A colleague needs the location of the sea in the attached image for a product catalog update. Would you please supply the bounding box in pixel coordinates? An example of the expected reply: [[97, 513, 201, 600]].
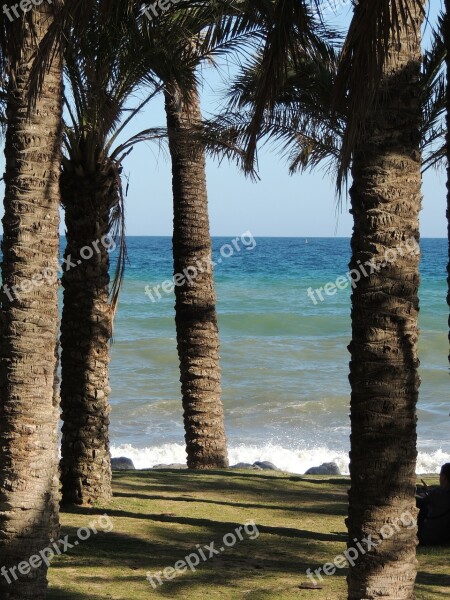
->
[[107, 236, 449, 475]]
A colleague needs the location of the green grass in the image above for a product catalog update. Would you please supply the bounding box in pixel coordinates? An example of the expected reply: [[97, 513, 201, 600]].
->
[[47, 471, 449, 599]]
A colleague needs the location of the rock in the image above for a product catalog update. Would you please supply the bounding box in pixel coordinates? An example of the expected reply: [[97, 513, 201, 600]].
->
[[152, 463, 187, 470], [111, 457, 135, 470], [305, 462, 340, 475], [253, 461, 279, 471], [299, 582, 323, 590], [230, 462, 263, 470]]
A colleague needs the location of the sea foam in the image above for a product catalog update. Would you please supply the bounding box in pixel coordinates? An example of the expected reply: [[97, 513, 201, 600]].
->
[[111, 443, 450, 475]]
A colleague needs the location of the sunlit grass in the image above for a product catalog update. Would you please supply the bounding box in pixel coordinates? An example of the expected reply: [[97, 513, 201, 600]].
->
[[47, 471, 447, 599]]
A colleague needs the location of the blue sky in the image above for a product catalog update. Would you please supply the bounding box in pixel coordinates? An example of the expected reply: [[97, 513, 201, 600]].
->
[[116, 0, 446, 237], [0, 1, 445, 238]]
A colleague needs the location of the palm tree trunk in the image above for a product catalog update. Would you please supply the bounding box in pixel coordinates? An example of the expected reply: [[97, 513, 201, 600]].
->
[[59, 163, 117, 505], [445, 0, 450, 366], [347, 5, 424, 599], [164, 80, 228, 469], [0, 4, 62, 598]]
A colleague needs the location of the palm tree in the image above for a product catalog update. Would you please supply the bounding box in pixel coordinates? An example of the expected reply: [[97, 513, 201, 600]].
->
[[58, 0, 249, 496], [58, 1, 169, 505], [221, 0, 427, 596], [134, 2, 254, 470], [157, 7, 236, 468], [0, 1, 63, 597], [334, 1, 425, 597], [157, 0, 327, 468], [164, 75, 229, 468]]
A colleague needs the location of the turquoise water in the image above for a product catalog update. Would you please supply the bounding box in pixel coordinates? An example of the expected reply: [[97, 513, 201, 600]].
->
[[109, 237, 449, 473]]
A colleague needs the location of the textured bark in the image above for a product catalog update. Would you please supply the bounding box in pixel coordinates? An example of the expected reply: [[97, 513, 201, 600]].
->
[[445, 0, 450, 366], [164, 81, 228, 469], [59, 164, 116, 505], [347, 5, 424, 599], [0, 4, 62, 599]]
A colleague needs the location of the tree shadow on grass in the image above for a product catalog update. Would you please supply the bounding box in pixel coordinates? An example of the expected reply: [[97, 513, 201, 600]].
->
[[62, 506, 347, 542], [416, 571, 450, 587], [48, 519, 340, 598], [112, 491, 348, 517], [112, 471, 348, 513], [62, 505, 346, 543], [48, 588, 107, 600], [51, 472, 445, 599]]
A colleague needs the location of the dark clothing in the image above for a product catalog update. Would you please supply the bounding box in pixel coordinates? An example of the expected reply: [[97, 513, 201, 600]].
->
[[417, 488, 450, 545]]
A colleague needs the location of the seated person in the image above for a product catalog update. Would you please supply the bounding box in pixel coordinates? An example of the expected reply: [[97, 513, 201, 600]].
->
[[417, 463, 450, 546]]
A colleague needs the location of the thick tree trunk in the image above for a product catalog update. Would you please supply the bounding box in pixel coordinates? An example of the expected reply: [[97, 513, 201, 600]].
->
[[347, 4, 424, 599], [0, 5, 63, 599], [445, 0, 450, 366], [164, 81, 228, 469], [59, 164, 117, 505]]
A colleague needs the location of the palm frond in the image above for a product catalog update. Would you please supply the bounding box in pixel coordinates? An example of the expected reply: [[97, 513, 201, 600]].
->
[[220, 38, 345, 176], [420, 12, 446, 172]]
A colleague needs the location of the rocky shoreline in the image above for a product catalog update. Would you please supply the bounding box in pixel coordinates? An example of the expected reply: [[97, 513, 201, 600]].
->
[[111, 456, 342, 475]]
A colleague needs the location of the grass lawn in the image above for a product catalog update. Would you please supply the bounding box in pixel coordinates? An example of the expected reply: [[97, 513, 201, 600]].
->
[[47, 470, 449, 599]]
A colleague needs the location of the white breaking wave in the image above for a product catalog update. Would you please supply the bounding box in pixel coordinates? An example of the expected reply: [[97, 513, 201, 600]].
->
[[111, 443, 450, 475]]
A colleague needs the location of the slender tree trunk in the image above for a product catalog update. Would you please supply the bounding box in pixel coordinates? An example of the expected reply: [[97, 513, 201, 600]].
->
[[0, 5, 63, 598], [59, 162, 117, 505], [445, 0, 450, 366], [164, 80, 228, 469], [347, 4, 424, 599]]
